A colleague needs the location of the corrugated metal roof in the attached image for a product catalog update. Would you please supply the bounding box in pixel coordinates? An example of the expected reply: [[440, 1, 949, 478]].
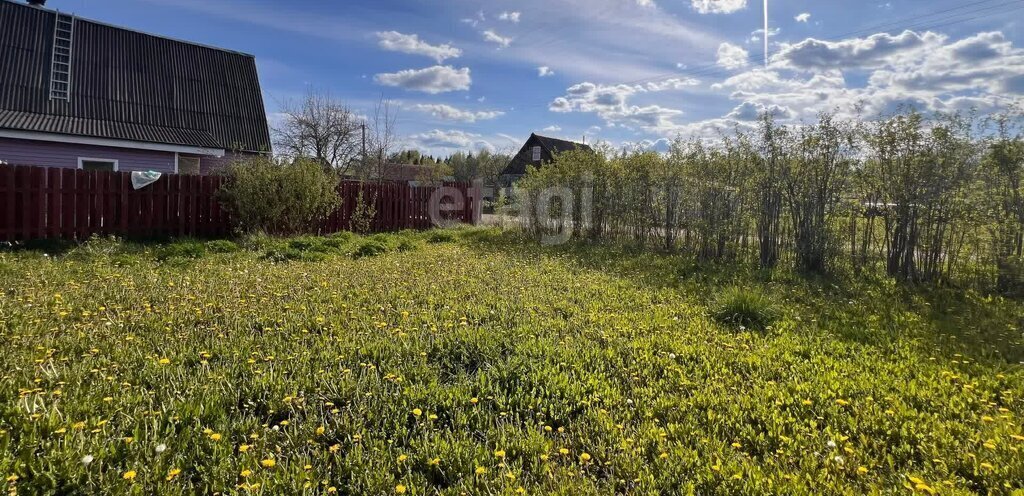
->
[[501, 133, 593, 176], [0, 0, 271, 152]]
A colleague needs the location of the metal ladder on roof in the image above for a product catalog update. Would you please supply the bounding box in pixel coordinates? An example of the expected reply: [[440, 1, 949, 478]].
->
[[49, 12, 74, 101]]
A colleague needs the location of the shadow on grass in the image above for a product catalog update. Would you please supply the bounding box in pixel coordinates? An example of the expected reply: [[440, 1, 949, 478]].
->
[[456, 227, 1024, 365]]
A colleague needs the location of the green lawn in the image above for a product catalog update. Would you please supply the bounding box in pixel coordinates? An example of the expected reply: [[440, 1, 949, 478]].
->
[[0, 229, 1022, 494]]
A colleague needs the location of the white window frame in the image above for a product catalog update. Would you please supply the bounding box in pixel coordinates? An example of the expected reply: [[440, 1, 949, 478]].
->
[[77, 157, 119, 172], [532, 145, 542, 162], [174, 152, 201, 175]]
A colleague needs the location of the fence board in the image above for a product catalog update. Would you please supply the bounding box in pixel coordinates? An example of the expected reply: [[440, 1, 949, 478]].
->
[[0, 165, 479, 241]]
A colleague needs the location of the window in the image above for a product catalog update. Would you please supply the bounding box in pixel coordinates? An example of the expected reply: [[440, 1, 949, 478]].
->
[[177, 155, 201, 175], [532, 146, 542, 162], [78, 158, 118, 172]]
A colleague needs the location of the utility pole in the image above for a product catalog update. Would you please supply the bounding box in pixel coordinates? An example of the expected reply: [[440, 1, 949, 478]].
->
[[361, 123, 367, 161]]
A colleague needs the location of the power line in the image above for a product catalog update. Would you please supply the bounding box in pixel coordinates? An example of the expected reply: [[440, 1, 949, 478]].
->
[[494, 0, 1023, 111]]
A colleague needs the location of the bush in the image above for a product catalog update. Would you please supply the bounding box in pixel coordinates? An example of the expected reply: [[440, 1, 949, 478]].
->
[[711, 287, 778, 331], [155, 240, 206, 261], [427, 230, 456, 243], [206, 240, 240, 253], [354, 240, 389, 258], [396, 238, 421, 252], [218, 156, 339, 235], [263, 247, 326, 263]]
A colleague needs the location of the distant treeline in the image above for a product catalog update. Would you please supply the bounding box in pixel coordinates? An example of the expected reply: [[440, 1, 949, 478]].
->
[[513, 108, 1024, 294]]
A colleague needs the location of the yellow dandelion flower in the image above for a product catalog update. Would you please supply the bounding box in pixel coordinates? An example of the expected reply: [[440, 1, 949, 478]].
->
[[395, 484, 407, 494], [166, 468, 181, 481], [260, 458, 276, 468], [494, 449, 505, 458], [316, 426, 325, 436], [475, 466, 487, 475], [580, 452, 592, 463], [210, 433, 222, 441], [412, 408, 422, 417], [240, 469, 252, 478], [122, 470, 137, 481], [857, 466, 868, 475], [397, 454, 409, 462]]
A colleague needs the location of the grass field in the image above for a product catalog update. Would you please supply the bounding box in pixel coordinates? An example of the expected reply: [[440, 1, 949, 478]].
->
[[1, 228, 1023, 495]]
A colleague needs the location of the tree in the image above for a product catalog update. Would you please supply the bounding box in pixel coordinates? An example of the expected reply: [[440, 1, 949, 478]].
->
[[273, 88, 360, 174]]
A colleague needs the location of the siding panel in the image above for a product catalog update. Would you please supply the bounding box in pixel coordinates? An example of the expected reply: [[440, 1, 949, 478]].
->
[[0, 137, 175, 173]]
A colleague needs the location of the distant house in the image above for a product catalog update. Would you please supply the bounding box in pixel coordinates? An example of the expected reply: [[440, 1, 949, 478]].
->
[[0, 0, 270, 175], [500, 133, 593, 185]]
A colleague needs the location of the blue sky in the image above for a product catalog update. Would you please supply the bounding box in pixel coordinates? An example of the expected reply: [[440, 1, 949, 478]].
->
[[58, 0, 1024, 155]]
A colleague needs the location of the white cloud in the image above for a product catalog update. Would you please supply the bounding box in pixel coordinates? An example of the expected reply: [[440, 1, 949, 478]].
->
[[795, 12, 811, 23], [538, 66, 556, 77], [635, 0, 656, 7], [409, 103, 504, 122], [407, 129, 495, 151], [548, 78, 697, 135], [774, 30, 944, 71], [374, 66, 472, 94], [375, 31, 461, 63], [543, 125, 562, 132], [717, 42, 749, 69], [498, 11, 521, 22], [726, 101, 793, 121], [748, 27, 780, 43], [482, 30, 513, 48], [691, 0, 746, 14]]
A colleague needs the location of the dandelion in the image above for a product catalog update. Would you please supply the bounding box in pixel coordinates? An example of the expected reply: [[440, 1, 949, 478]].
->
[[475, 466, 487, 475], [494, 449, 505, 458], [397, 454, 408, 463], [210, 433, 222, 442], [239, 444, 250, 453], [241, 469, 252, 477], [81, 455, 94, 466], [470, 397, 479, 405], [122, 470, 137, 481], [579, 452, 592, 463], [395, 484, 407, 494], [316, 426, 325, 436], [558, 448, 569, 456], [857, 466, 869, 475], [412, 408, 422, 417], [166, 468, 181, 481], [156, 444, 167, 454], [260, 458, 276, 468]]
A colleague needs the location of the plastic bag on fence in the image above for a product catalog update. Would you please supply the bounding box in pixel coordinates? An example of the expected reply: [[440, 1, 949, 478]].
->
[[131, 171, 162, 190]]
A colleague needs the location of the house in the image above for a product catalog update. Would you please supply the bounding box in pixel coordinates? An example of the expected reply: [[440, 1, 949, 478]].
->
[[500, 133, 593, 185], [0, 0, 270, 175]]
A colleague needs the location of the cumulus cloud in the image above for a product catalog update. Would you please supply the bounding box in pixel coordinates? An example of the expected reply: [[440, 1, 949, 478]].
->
[[726, 101, 794, 121], [407, 129, 495, 151], [774, 30, 944, 71], [375, 31, 461, 63], [635, 0, 656, 7], [691, 0, 746, 14], [543, 125, 562, 132], [538, 66, 555, 77], [482, 30, 513, 48], [795, 12, 811, 23], [409, 103, 504, 122], [374, 66, 472, 94], [498, 11, 521, 22], [548, 78, 697, 134], [717, 42, 749, 69]]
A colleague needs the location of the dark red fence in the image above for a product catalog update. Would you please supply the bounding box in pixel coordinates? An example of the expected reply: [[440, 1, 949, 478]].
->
[[0, 165, 479, 242]]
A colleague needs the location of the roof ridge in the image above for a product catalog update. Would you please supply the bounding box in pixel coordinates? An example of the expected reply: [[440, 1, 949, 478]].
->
[[0, 0, 256, 58]]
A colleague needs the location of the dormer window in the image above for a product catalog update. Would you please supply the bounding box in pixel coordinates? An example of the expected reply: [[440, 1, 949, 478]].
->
[[532, 146, 541, 162]]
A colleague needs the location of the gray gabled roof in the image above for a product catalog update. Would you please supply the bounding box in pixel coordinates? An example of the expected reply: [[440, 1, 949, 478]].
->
[[501, 133, 593, 176], [0, 0, 271, 152]]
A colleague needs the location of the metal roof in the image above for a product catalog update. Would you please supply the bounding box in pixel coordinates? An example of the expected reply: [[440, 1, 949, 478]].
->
[[501, 133, 594, 176], [0, 0, 271, 152]]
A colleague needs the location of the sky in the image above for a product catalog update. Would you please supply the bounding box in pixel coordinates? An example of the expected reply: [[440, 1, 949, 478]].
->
[[50, 0, 1024, 156]]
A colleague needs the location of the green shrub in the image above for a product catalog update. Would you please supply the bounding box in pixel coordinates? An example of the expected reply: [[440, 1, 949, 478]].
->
[[396, 238, 421, 252], [218, 156, 339, 235], [427, 230, 456, 243], [354, 240, 389, 258], [711, 286, 778, 331], [263, 247, 326, 263], [155, 240, 206, 261], [206, 240, 240, 253]]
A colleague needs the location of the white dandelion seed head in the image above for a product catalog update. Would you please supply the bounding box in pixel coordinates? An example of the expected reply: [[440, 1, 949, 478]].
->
[[156, 443, 167, 453], [81, 455, 94, 465]]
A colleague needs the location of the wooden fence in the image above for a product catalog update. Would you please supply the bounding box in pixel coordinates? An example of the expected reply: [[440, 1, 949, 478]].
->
[[0, 165, 479, 242]]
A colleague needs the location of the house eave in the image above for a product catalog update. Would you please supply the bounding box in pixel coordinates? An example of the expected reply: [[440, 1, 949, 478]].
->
[[0, 129, 226, 157]]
